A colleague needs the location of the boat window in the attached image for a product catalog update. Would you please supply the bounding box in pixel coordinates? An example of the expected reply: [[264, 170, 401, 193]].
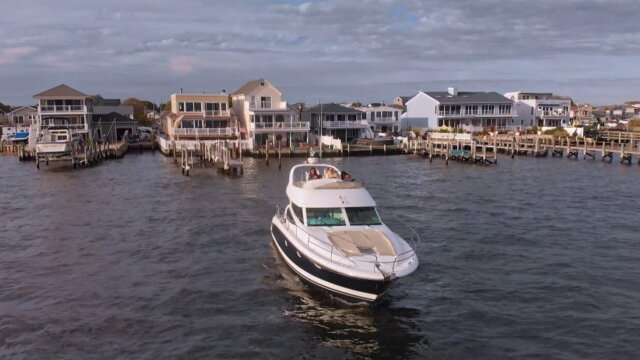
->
[[292, 203, 304, 223], [345, 207, 381, 226], [306, 208, 346, 226]]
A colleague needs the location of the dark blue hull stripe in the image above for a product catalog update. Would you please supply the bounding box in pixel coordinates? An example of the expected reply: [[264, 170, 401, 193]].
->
[[271, 224, 391, 298]]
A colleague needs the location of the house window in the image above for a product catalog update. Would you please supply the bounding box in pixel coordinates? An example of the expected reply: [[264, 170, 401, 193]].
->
[[15, 115, 24, 123], [337, 115, 345, 121], [179, 102, 185, 112], [482, 105, 495, 114], [193, 120, 203, 128], [194, 102, 202, 112], [250, 96, 256, 108], [186, 102, 194, 112], [260, 96, 271, 109], [181, 120, 194, 128], [347, 114, 357, 121]]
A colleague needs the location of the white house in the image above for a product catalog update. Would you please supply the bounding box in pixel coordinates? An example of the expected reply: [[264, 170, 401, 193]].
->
[[6, 106, 37, 125], [504, 92, 572, 128], [356, 104, 403, 134], [231, 78, 309, 148], [34, 84, 93, 133], [404, 87, 516, 132]]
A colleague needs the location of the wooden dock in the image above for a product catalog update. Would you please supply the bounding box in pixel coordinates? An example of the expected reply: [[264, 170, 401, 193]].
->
[[172, 140, 244, 176], [407, 133, 640, 166]]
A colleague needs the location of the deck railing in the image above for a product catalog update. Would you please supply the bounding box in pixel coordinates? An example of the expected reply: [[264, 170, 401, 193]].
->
[[275, 206, 418, 274]]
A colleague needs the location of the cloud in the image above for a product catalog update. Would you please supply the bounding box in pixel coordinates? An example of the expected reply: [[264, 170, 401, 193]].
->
[[0, 46, 36, 65], [169, 56, 196, 75], [0, 0, 638, 105]]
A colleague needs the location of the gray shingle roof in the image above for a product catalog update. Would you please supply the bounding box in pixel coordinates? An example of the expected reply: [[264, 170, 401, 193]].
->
[[92, 112, 136, 124], [399, 96, 412, 104], [425, 91, 512, 105], [33, 84, 88, 98], [305, 103, 364, 114]]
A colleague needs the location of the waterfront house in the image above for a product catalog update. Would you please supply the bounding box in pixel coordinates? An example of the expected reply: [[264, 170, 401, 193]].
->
[[162, 92, 237, 143], [231, 79, 309, 148], [575, 104, 596, 125], [404, 87, 515, 132], [6, 106, 37, 125], [504, 92, 572, 129], [34, 84, 93, 133], [303, 103, 371, 142], [356, 104, 402, 134]]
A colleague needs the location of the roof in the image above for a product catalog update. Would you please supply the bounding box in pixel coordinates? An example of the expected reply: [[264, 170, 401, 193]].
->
[[93, 98, 121, 106], [232, 78, 276, 95], [305, 103, 364, 114], [33, 84, 88, 98], [424, 91, 513, 105], [93, 105, 134, 116], [92, 112, 136, 124], [8, 106, 37, 114], [398, 96, 412, 104]]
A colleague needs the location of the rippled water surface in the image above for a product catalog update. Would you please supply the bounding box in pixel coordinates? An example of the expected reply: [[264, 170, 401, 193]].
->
[[1, 152, 639, 359]]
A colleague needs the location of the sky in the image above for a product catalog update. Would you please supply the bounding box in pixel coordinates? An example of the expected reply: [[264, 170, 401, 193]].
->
[[1, 0, 639, 106]]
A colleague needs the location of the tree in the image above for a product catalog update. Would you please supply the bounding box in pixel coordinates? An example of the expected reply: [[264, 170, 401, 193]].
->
[[123, 97, 154, 126], [0, 102, 11, 113]]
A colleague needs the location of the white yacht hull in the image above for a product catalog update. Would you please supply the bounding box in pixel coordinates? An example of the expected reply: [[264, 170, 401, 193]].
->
[[36, 142, 72, 156], [271, 219, 392, 302]]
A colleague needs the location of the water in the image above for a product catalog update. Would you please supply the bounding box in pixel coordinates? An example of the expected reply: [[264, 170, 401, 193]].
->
[[1, 152, 639, 359]]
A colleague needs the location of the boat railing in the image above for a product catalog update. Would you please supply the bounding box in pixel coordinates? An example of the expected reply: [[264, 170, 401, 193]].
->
[[276, 206, 418, 274]]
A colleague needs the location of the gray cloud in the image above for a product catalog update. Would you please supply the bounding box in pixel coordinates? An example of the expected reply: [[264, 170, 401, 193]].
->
[[0, 0, 638, 105]]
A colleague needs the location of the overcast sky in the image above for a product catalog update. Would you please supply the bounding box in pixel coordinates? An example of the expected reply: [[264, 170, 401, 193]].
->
[[1, 0, 638, 106]]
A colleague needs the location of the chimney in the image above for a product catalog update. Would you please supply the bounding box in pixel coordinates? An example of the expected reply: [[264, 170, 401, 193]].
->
[[448, 86, 457, 96], [180, 88, 183, 94]]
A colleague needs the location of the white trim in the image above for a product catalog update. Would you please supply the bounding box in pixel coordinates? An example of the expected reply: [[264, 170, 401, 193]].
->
[[272, 231, 380, 302]]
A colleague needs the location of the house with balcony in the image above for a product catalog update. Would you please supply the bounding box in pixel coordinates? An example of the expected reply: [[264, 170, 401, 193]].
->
[[33, 84, 93, 133], [505, 92, 572, 129], [162, 92, 237, 144], [356, 104, 402, 134], [303, 103, 372, 142], [7, 106, 37, 125], [231, 78, 309, 148], [404, 87, 516, 132]]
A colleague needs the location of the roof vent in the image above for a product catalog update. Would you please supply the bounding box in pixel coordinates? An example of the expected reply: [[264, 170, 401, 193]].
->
[[448, 86, 458, 96]]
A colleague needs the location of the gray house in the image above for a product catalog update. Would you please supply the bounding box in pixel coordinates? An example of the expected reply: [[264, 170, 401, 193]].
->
[[92, 112, 137, 142], [303, 103, 371, 142]]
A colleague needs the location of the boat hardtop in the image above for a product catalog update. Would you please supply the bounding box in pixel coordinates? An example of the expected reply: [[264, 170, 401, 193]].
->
[[286, 164, 375, 208]]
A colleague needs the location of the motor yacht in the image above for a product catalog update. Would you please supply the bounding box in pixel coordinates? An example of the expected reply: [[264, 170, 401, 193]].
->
[[271, 164, 419, 302]]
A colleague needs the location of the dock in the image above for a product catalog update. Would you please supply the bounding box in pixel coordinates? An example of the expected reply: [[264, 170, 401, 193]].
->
[[406, 132, 640, 166], [169, 140, 244, 176]]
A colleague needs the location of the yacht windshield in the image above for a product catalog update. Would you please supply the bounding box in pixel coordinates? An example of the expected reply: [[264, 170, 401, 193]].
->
[[345, 207, 381, 225], [306, 208, 346, 226]]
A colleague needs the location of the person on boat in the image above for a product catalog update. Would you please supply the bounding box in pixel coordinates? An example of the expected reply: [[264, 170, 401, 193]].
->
[[309, 167, 322, 180], [340, 170, 353, 181], [326, 167, 339, 179]]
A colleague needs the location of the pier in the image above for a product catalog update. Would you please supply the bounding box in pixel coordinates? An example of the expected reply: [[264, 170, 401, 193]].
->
[[168, 140, 244, 176], [406, 132, 640, 166]]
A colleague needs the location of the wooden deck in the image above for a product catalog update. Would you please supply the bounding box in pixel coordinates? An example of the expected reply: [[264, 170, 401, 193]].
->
[[407, 133, 640, 166]]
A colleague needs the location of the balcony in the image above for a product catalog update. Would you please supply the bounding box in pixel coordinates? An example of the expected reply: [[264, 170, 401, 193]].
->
[[370, 117, 398, 124], [39, 105, 88, 113], [251, 121, 310, 132], [322, 119, 370, 128], [539, 111, 569, 118], [172, 128, 237, 137], [204, 110, 231, 117], [437, 111, 516, 118]]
